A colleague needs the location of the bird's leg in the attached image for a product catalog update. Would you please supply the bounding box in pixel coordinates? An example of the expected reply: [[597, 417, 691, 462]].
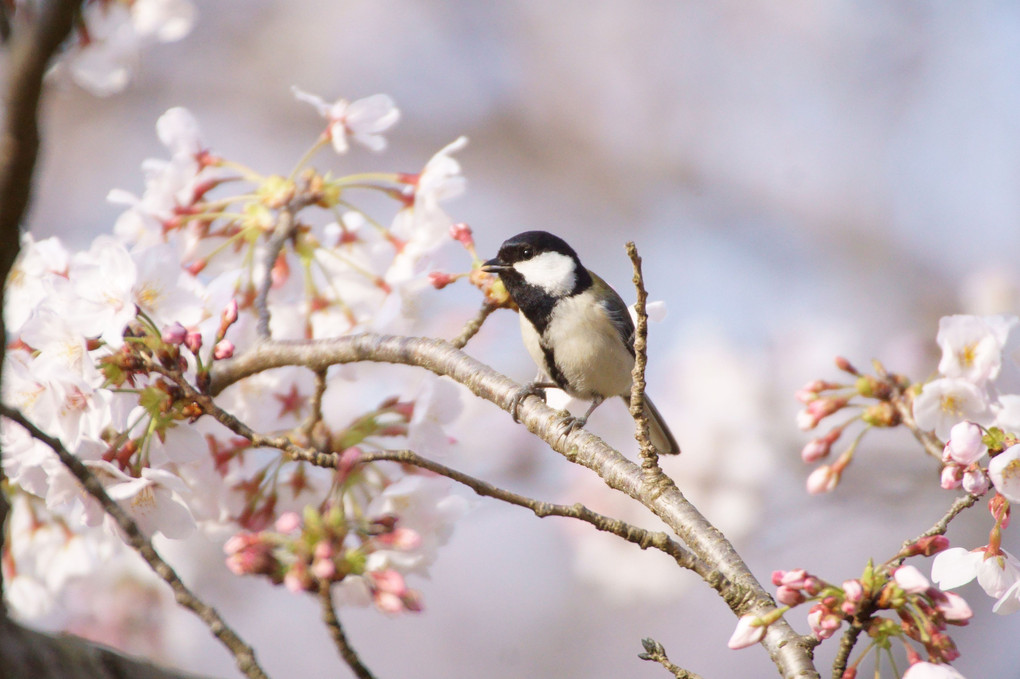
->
[[554, 395, 605, 438], [510, 374, 556, 423]]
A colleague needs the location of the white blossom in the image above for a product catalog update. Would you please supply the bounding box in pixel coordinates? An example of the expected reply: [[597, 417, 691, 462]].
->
[[936, 314, 1016, 384], [913, 378, 992, 440], [291, 88, 400, 154], [988, 445, 1020, 503]]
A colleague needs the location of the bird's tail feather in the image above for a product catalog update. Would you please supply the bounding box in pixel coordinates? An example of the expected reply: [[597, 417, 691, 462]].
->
[[624, 394, 680, 455]]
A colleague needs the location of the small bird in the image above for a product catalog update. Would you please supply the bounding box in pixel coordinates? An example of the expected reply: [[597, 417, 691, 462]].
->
[[482, 230, 680, 455]]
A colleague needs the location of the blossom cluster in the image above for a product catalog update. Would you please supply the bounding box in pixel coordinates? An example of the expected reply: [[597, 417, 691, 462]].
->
[[785, 313, 1020, 677], [730, 553, 973, 677], [2, 91, 472, 630]]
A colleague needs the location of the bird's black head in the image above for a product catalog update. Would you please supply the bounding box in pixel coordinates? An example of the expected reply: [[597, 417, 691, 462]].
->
[[482, 231, 593, 327], [484, 231, 579, 270]]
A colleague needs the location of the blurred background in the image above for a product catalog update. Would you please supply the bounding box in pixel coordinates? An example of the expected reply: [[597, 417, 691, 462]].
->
[[20, 1, 1020, 677]]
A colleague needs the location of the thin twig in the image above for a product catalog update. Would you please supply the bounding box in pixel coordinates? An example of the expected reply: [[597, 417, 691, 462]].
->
[[319, 586, 376, 679], [830, 492, 980, 678], [875, 363, 943, 461], [300, 368, 329, 440], [638, 637, 706, 679], [253, 208, 296, 339], [358, 449, 718, 581], [0, 406, 270, 679], [208, 334, 819, 678], [889, 492, 981, 569], [450, 299, 498, 349], [625, 242, 658, 471]]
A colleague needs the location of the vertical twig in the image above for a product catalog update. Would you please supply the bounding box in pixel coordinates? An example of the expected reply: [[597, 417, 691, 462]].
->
[[450, 299, 499, 349], [0, 406, 271, 679], [625, 242, 658, 471], [253, 209, 296, 339], [319, 586, 376, 679]]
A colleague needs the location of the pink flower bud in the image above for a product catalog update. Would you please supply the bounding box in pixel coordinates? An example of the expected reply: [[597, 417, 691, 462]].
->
[[842, 579, 863, 603], [834, 356, 858, 374], [908, 535, 950, 557], [936, 591, 973, 623], [274, 511, 301, 533], [370, 569, 406, 595], [801, 438, 831, 463], [778, 569, 808, 588], [222, 299, 239, 325], [401, 589, 424, 613], [803, 576, 824, 596], [727, 614, 766, 650], [213, 339, 235, 360], [185, 330, 203, 354], [776, 585, 805, 606], [807, 604, 841, 640], [946, 421, 987, 466], [962, 468, 990, 496], [796, 397, 849, 431], [284, 563, 311, 593], [806, 464, 839, 494], [428, 271, 457, 289], [313, 541, 333, 560], [311, 557, 336, 580], [162, 321, 188, 345], [374, 590, 404, 614], [940, 463, 963, 490], [449, 222, 474, 248], [893, 565, 930, 594]]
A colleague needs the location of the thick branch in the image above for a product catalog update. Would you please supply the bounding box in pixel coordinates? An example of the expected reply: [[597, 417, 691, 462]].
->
[[0, 406, 270, 679], [210, 335, 818, 678], [0, 616, 211, 679], [0, 0, 82, 622]]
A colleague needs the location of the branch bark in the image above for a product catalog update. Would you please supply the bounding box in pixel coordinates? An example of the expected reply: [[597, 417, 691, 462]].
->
[[211, 335, 820, 679]]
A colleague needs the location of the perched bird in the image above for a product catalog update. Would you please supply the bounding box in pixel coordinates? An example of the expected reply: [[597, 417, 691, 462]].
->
[[482, 230, 680, 455]]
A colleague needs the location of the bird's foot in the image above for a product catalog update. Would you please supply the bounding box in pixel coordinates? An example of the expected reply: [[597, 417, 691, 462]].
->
[[553, 412, 588, 439], [510, 383, 548, 423]]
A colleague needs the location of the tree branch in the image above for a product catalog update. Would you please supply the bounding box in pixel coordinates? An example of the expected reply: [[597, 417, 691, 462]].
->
[[0, 616, 212, 679], [319, 587, 376, 679], [0, 0, 83, 617], [358, 449, 717, 581], [639, 637, 706, 679], [450, 299, 499, 349], [209, 335, 818, 678], [831, 491, 981, 677], [625, 242, 658, 470], [0, 406, 271, 679]]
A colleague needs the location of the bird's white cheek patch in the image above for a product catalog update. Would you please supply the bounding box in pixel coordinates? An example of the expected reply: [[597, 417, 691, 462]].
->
[[513, 251, 576, 296]]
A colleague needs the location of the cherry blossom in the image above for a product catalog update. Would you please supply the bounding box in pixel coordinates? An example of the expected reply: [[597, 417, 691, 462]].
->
[[936, 314, 1016, 385], [988, 445, 1020, 503], [931, 547, 1020, 614], [913, 378, 992, 440], [291, 88, 400, 154]]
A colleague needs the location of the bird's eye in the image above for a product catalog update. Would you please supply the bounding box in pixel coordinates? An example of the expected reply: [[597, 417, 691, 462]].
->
[[521, 246, 533, 259]]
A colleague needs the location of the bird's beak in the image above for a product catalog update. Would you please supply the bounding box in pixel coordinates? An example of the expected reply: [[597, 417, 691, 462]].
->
[[481, 257, 507, 273]]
